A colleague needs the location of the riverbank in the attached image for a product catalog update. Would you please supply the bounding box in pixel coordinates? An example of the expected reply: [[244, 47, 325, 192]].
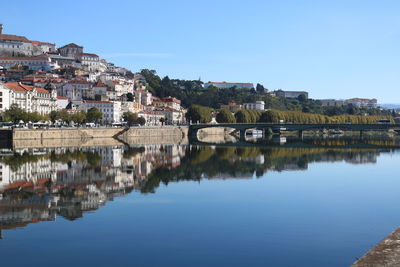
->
[[1, 126, 189, 149]]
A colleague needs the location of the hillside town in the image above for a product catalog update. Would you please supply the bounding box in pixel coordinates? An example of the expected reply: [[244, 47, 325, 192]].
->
[[0, 25, 186, 126], [0, 24, 389, 127]]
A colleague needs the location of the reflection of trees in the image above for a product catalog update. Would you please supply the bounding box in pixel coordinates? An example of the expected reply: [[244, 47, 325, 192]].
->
[[0, 150, 104, 171], [140, 145, 389, 193]]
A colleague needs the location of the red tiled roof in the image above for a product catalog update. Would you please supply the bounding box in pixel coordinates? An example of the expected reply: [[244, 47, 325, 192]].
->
[[162, 96, 181, 104], [4, 82, 50, 94], [57, 96, 69, 100], [94, 80, 106, 87], [31, 40, 55, 46], [0, 34, 30, 42], [80, 53, 99, 57]]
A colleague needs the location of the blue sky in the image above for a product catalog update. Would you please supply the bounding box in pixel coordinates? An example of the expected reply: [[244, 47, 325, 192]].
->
[[1, 0, 399, 103]]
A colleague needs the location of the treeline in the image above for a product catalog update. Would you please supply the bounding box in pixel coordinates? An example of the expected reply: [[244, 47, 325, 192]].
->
[[1, 104, 50, 123], [186, 105, 393, 124], [258, 110, 393, 124], [0, 104, 103, 124], [140, 69, 396, 117]]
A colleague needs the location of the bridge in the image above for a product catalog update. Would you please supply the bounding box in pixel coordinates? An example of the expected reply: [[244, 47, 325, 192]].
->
[[188, 123, 400, 140]]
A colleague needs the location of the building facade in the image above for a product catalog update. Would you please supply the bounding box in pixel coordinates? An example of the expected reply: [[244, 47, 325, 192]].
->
[[345, 98, 378, 108], [319, 99, 345, 107], [82, 100, 121, 124], [204, 82, 254, 90], [58, 43, 83, 60], [79, 53, 100, 71], [275, 90, 309, 99], [0, 56, 56, 71], [0, 82, 10, 112], [243, 101, 265, 111], [3, 82, 57, 114]]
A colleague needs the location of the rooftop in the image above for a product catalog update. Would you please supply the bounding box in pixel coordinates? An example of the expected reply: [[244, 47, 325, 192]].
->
[[59, 43, 83, 49], [4, 82, 50, 93], [0, 34, 30, 43]]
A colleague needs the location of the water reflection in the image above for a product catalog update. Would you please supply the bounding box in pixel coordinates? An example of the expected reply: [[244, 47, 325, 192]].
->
[[0, 136, 399, 237]]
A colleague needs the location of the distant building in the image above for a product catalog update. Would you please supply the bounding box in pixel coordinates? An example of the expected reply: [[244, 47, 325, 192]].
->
[[135, 90, 152, 106], [220, 101, 242, 113], [0, 82, 11, 112], [56, 96, 69, 109], [2, 82, 57, 114], [345, 98, 377, 108], [79, 53, 99, 71], [275, 90, 309, 99], [0, 56, 56, 71], [60, 79, 93, 101], [82, 100, 121, 124], [204, 82, 254, 90], [243, 101, 265, 111], [319, 99, 345, 107], [31, 41, 56, 54], [137, 110, 164, 126], [0, 31, 34, 56], [58, 43, 83, 60]]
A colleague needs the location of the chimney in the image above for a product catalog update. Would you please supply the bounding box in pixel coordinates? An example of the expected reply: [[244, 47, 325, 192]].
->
[[0, 24, 2, 34]]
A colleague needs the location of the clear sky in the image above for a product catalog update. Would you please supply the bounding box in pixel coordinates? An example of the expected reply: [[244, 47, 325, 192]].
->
[[1, 0, 399, 103]]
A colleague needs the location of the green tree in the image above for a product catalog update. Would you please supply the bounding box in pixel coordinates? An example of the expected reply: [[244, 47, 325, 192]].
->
[[71, 111, 86, 125], [216, 109, 236, 123], [49, 111, 59, 123], [235, 110, 251, 123], [186, 105, 213, 123], [137, 117, 146, 126], [86, 107, 102, 123], [57, 110, 71, 123], [3, 104, 27, 123], [122, 111, 138, 126]]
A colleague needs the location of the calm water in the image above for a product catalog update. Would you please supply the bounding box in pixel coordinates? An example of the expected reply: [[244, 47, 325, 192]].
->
[[0, 136, 399, 267]]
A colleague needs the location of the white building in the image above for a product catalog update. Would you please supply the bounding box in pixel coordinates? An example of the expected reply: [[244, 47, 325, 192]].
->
[[31, 41, 56, 54], [135, 90, 152, 106], [137, 110, 164, 126], [3, 82, 57, 114], [59, 79, 93, 101], [0, 32, 34, 56], [79, 53, 100, 71], [0, 82, 11, 112], [243, 101, 265, 111], [56, 96, 69, 110], [204, 82, 254, 90], [82, 100, 121, 124], [345, 98, 377, 108], [0, 56, 56, 71], [155, 107, 185, 124]]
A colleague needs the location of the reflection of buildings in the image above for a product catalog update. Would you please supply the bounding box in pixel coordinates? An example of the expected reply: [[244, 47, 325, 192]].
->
[[0, 142, 391, 236], [0, 145, 186, 233]]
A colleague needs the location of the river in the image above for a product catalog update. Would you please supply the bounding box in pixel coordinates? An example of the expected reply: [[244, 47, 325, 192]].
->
[[0, 136, 399, 266]]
